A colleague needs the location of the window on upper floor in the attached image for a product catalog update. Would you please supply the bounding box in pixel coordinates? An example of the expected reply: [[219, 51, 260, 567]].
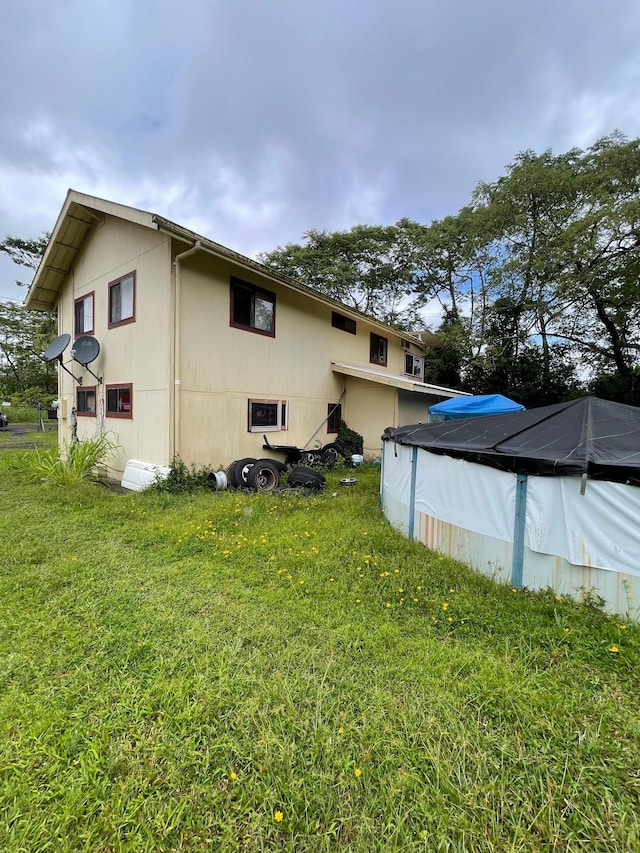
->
[[331, 311, 356, 335], [248, 399, 288, 432], [74, 292, 94, 336], [108, 272, 136, 328], [106, 383, 132, 418], [404, 353, 424, 378], [231, 277, 276, 337], [76, 386, 96, 416], [327, 403, 342, 433], [370, 333, 388, 367]]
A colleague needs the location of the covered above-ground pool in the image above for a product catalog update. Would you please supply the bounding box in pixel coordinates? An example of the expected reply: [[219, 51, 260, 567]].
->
[[382, 397, 640, 619]]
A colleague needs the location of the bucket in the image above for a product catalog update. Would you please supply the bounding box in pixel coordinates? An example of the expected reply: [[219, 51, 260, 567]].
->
[[351, 454, 363, 467], [207, 470, 228, 491]]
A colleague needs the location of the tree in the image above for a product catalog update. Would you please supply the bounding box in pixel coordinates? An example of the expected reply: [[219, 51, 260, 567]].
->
[[0, 233, 56, 403]]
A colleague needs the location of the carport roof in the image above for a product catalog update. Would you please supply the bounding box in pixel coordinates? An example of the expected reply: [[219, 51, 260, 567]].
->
[[331, 362, 469, 398]]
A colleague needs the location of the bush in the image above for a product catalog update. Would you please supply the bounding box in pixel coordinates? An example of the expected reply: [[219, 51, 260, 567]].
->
[[25, 432, 118, 485]]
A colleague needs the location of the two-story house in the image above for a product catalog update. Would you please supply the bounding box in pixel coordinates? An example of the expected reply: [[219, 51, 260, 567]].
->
[[26, 190, 464, 476]]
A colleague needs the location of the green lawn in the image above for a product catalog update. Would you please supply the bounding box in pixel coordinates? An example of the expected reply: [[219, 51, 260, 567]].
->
[[0, 452, 639, 852]]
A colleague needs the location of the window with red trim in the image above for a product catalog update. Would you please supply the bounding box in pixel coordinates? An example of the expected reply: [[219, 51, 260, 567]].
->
[[370, 333, 388, 366], [77, 386, 96, 416], [108, 272, 136, 328], [74, 292, 94, 336], [106, 384, 132, 418]]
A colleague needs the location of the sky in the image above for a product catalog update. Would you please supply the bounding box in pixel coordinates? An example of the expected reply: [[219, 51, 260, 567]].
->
[[2, 0, 640, 307]]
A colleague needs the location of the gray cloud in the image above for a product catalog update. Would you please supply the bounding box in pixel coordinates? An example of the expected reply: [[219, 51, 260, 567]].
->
[[2, 0, 640, 300]]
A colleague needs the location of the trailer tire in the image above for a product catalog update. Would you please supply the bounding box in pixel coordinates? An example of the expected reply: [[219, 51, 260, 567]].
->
[[226, 457, 257, 488], [247, 459, 281, 492], [287, 466, 326, 490]]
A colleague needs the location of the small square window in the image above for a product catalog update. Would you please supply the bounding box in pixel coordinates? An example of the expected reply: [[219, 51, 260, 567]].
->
[[370, 333, 388, 366], [404, 353, 423, 378], [108, 273, 136, 328], [327, 403, 342, 433], [76, 386, 96, 416], [106, 384, 132, 418], [74, 292, 94, 336], [231, 277, 276, 337], [248, 399, 287, 432], [331, 312, 356, 335]]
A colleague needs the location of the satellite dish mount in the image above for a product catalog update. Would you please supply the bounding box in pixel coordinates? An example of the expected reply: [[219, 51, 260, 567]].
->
[[40, 334, 83, 384], [71, 336, 103, 384]]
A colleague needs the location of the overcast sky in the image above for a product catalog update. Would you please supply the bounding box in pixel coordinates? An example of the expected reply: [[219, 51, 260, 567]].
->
[[2, 0, 640, 304]]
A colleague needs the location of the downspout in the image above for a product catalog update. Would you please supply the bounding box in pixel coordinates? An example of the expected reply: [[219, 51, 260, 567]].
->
[[172, 241, 201, 460]]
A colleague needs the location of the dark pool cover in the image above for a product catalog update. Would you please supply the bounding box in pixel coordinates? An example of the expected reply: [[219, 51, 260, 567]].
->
[[382, 397, 640, 485]]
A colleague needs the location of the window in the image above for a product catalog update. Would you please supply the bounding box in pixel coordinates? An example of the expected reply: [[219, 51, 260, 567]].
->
[[331, 312, 356, 335], [74, 292, 94, 336], [248, 399, 288, 432], [327, 403, 342, 433], [231, 277, 275, 337], [370, 333, 388, 366], [106, 384, 132, 418], [76, 386, 96, 416], [108, 272, 136, 328], [404, 353, 423, 378]]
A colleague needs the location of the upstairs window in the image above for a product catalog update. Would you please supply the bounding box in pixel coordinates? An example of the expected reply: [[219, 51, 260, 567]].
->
[[404, 353, 423, 378], [231, 277, 275, 337], [248, 399, 287, 432], [327, 403, 342, 433], [106, 383, 132, 418], [331, 311, 356, 335], [76, 386, 96, 416], [108, 272, 136, 328], [74, 292, 94, 336], [370, 333, 388, 367]]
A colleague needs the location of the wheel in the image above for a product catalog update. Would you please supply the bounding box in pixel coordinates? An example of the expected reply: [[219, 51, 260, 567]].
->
[[247, 459, 281, 492], [226, 457, 257, 488], [320, 442, 344, 467], [287, 466, 326, 490], [299, 450, 321, 467]]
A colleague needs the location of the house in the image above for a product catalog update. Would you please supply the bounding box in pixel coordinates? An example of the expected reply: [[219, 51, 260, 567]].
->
[[25, 190, 465, 476]]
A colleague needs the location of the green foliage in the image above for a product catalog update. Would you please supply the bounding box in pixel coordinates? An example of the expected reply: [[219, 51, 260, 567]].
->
[[151, 455, 220, 493], [0, 458, 639, 850], [337, 420, 363, 455], [23, 431, 118, 485]]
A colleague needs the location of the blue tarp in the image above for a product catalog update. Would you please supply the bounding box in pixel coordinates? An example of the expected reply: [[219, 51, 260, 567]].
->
[[428, 394, 525, 422]]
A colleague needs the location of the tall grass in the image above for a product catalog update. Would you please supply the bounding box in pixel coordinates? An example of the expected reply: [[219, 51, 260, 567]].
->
[[0, 459, 639, 851], [23, 431, 118, 484]]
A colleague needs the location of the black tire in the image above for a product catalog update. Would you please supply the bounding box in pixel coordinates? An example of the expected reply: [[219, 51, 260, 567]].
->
[[226, 457, 257, 488], [320, 442, 344, 467], [247, 459, 281, 492], [287, 466, 326, 490]]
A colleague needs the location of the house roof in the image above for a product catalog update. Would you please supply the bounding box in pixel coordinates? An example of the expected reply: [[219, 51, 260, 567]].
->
[[383, 396, 640, 485], [332, 362, 469, 399], [24, 190, 432, 348]]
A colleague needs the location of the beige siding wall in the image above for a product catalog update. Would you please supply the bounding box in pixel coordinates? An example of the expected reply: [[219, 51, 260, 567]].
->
[[176, 252, 419, 465], [397, 390, 443, 427], [56, 215, 172, 474]]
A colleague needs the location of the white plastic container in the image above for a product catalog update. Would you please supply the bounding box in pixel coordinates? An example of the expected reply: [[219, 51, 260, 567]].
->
[[351, 454, 364, 467], [121, 459, 172, 491]]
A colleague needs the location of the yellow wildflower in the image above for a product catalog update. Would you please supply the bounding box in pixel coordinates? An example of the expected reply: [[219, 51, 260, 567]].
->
[[229, 771, 238, 781], [442, 602, 449, 611], [609, 645, 620, 653], [274, 810, 283, 822], [354, 768, 362, 777]]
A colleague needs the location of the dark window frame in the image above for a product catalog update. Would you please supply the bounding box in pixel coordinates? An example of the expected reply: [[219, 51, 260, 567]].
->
[[230, 277, 276, 338], [327, 403, 342, 433], [108, 271, 136, 329], [74, 291, 95, 337], [247, 398, 288, 432], [106, 383, 133, 419], [404, 352, 423, 378], [331, 311, 357, 335], [370, 333, 388, 367], [76, 385, 96, 416]]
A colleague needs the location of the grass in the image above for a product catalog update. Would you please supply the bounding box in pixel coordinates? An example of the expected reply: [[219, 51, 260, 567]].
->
[[0, 453, 639, 851]]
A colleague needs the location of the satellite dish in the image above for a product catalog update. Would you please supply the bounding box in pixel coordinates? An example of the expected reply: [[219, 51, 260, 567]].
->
[[71, 336, 100, 366], [42, 334, 71, 363]]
